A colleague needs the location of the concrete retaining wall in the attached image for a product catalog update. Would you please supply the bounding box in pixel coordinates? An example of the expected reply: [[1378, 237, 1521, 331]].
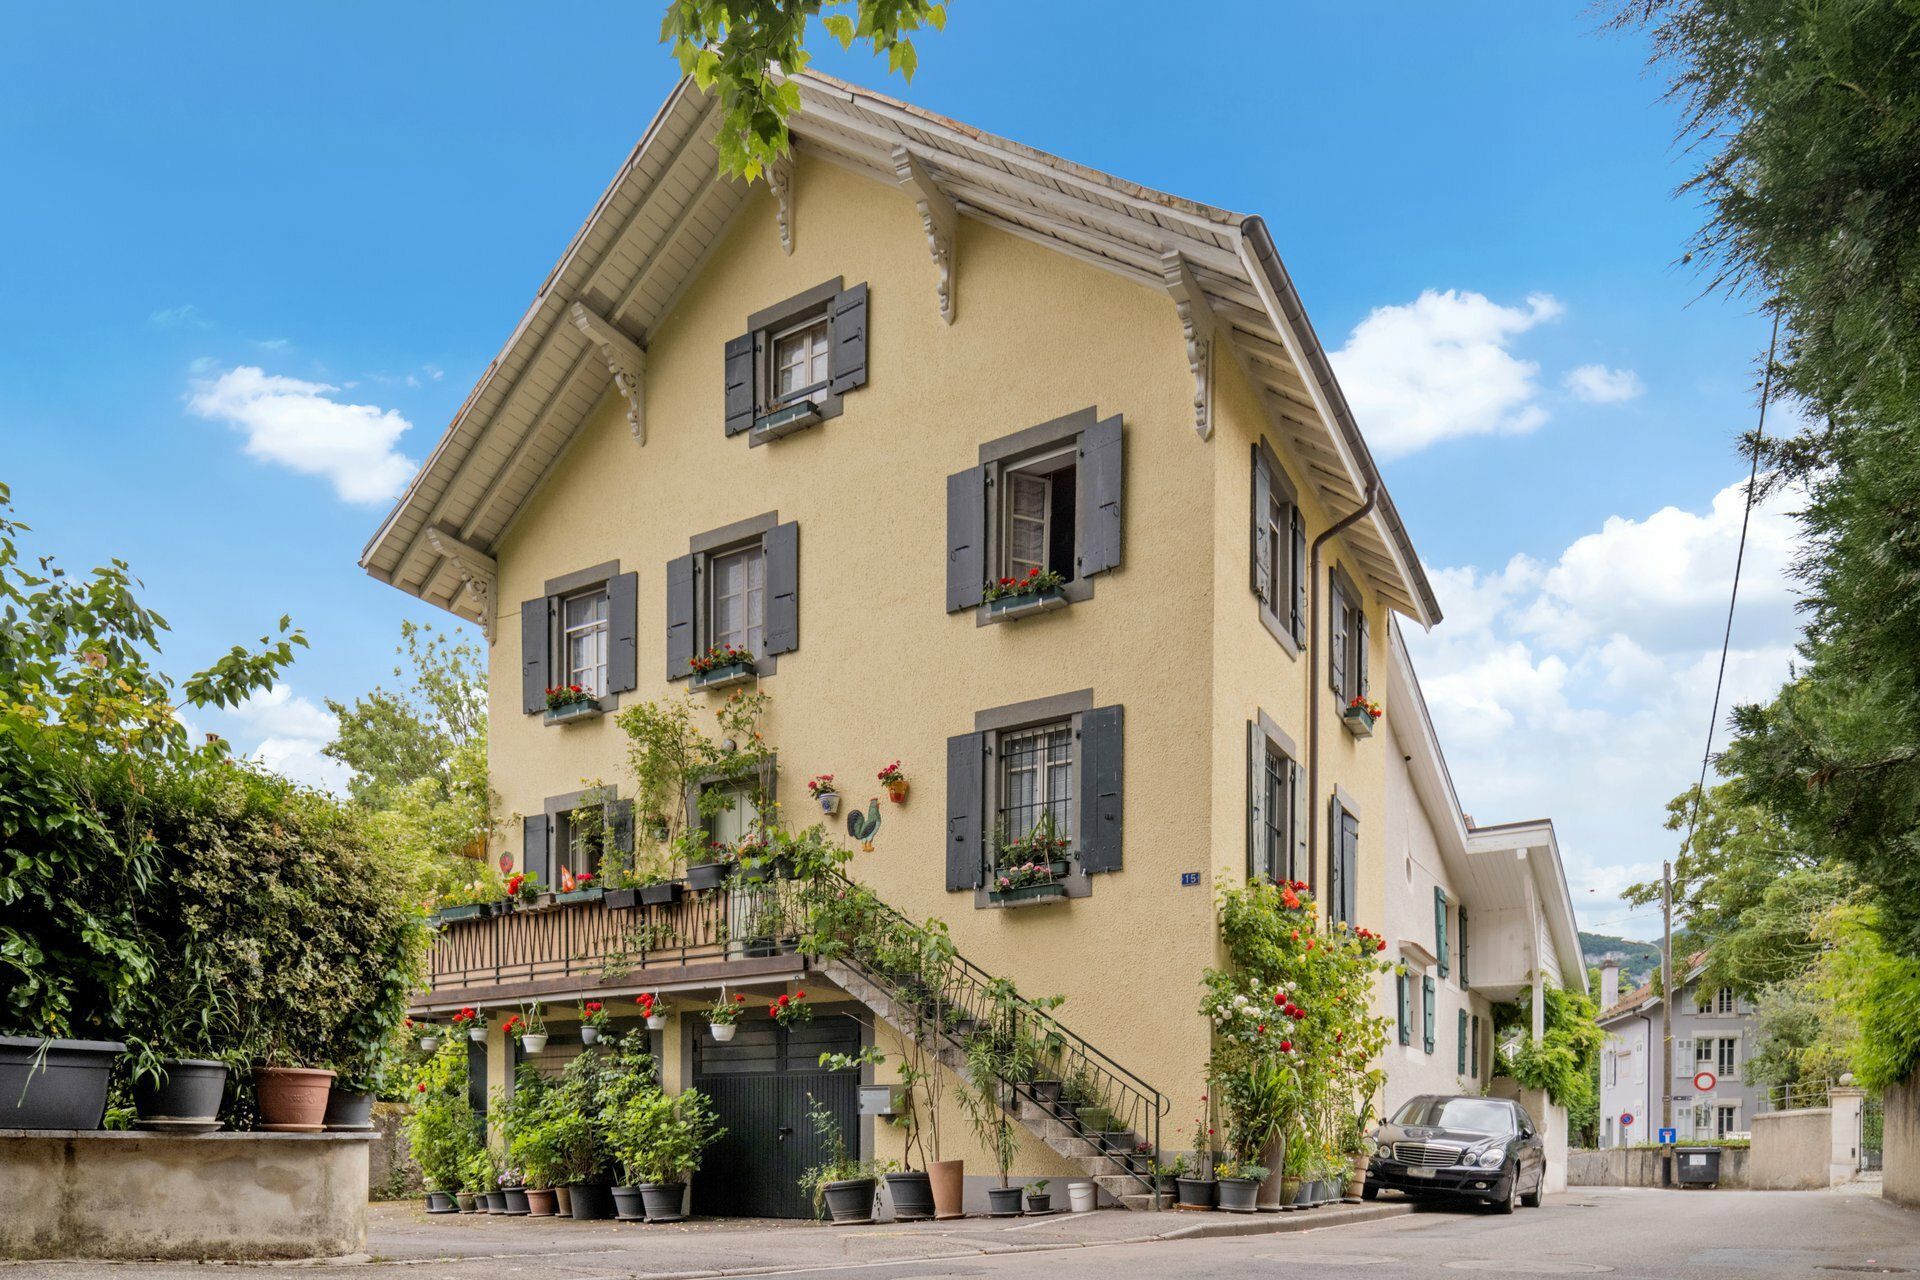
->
[[369, 1101, 423, 1200], [1748, 1109, 1833, 1190], [1887, 1069, 1920, 1209], [1567, 1145, 1750, 1188], [1488, 1077, 1569, 1193], [1, 1129, 370, 1261]]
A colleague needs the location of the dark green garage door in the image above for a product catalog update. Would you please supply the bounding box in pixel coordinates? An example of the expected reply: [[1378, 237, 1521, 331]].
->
[[693, 1014, 861, 1219]]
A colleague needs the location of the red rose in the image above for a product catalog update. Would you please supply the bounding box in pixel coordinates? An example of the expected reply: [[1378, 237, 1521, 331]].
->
[[734, 993, 745, 1003], [417, 1082, 427, 1092], [778, 994, 790, 1006], [1257, 1024, 1267, 1034], [1279, 1040, 1293, 1053], [1377, 939, 1387, 952]]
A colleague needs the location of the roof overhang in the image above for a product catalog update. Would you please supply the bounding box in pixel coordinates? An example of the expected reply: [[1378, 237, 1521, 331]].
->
[[360, 72, 1441, 633]]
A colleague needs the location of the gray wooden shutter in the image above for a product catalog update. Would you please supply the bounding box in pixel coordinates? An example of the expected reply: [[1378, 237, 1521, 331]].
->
[[945, 466, 986, 612], [1250, 447, 1273, 608], [1356, 611, 1371, 699], [521, 597, 550, 714], [1329, 576, 1348, 697], [1458, 1009, 1469, 1073], [724, 332, 757, 436], [1327, 796, 1344, 923], [1246, 722, 1266, 884], [1471, 1014, 1481, 1075], [1289, 759, 1308, 886], [1435, 887, 1450, 977], [828, 283, 869, 394], [1076, 414, 1124, 577], [1079, 704, 1125, 874], [1342, 812, 1359, 926], [607, 571, 638, 694], [523, 814, 551, 886], [945, 731, 985, 891], [665, 554, 696, 680], [1459, 905, 1470, 985], [764, 521, 799, 656], [1423, 975, 1436, 1053], [1290, 507, 1308, 645], [1397, 973, 1411, 1045]]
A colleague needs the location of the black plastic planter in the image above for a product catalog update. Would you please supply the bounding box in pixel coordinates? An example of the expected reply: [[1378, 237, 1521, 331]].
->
[[502, 1188, 530, 1215], [323, 1084, 375, 1131], [823, 1178, 877, 1223], [1027, 1079, 1063, 1105], [0, 1036, 126, 1130], [604, 888, 641, 910], [985, 1185, 1024, 1217], [884, 1170, 934, 1221], [638, 881, 684, 907], [568, 1184, 616, 1220], [610, 1186, 646, 1221], [1174, 1177, 1215, 1209], [425, 1191, 459, 1214], [686, 862, 731, 891], [484, 1191, 506, 1213], [131, 1058, 227, 1130], [1025, 1192, 1052, 1213], [638, 1182, 685, 1222], [1216, 1178, 1259, 1213]]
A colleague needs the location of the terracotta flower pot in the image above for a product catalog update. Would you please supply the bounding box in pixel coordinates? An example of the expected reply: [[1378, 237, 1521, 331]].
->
[[525, 1187, 557, 1216], [928, 1158, 965, 1220], [253, 1066, 335, 1132], [554, 1186, 572, 1216]]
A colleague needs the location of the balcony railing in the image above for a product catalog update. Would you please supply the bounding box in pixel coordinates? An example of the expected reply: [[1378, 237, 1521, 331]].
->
[[421, 877, 810, 1006]]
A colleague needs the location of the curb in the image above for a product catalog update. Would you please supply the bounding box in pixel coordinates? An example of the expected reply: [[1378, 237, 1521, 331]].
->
[[1154, 1202, 1414, 1241]]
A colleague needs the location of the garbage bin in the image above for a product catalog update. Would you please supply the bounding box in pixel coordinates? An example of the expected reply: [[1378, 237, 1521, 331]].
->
[[1673, 1145, 1722, 1187]]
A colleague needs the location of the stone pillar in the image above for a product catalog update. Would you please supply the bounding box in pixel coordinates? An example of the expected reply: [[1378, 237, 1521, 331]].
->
[[1830, 1086, 1866, 1186]]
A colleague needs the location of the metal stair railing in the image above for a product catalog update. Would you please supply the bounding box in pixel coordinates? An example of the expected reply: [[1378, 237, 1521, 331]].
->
[[801, 869, 1166, 1197]]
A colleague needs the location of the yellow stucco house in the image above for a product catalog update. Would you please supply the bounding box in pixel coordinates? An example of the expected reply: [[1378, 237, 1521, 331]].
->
[[363, 72, 1584, 1215]]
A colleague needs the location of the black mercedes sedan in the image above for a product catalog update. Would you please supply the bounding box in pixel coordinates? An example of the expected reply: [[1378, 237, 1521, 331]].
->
[[1363, 1094, 1546, 1213]]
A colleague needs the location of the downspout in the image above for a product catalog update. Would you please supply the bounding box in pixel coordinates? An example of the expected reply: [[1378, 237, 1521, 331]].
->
[[1304, 483, 1378, 896]]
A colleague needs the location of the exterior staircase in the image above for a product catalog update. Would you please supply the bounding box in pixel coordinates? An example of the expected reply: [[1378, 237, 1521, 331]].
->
[[803, 878, 1167, 1210]]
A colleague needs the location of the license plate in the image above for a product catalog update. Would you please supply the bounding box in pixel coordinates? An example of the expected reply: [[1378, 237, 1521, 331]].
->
[[1407, 1167, 1436, 1178]]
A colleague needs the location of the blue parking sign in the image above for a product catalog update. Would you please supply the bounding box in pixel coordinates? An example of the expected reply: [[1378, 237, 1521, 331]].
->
[[1658, 1127, 1677, 1145]]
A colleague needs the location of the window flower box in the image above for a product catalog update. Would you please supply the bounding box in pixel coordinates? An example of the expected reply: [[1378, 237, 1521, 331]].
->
[[686, 860, 733, 891], [986, 586, 1068, 620], [432, 902, 496, 924], [553, 886, 604, 906], [1341, 697, 1382, 739], [748, 399, 822, 444], [689, 644, 757, 690], [638, 880, 684, 907], [988, 881, 1068, 906], [544, 697, 603, 726], [604, 887, 641, 910]]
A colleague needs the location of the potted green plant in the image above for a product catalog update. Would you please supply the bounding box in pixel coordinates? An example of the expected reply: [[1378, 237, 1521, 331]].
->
[[506, 1002, 548, 1053], [580, 1000, 610, 1045], [403, 1040, 479, 1213], [1024, 1178, 1052, 1213], [808, 773, 840, 816], [688, 643, 756, 690], [958, 1017, 1030, 1217], [1174, 1101, 1217, 1209], [129, 1054, 229, 1132], [797, 1094, 895, 1223], [982, 566, 1068, 618], [1341, 694, 1382, 737], [1214, 1158, 1267, 1213], [504, 869, 546, 909], [452, 1006, 486, 1045], [1152, 1154, 1188, 1206], [544, 682, 601, 725], [601, 1084, 721, 1222], [636, 992, 668, 1031], [878, 760, 909, 803], [683, 834, 735, 891], [707, 992, 745, 1042]]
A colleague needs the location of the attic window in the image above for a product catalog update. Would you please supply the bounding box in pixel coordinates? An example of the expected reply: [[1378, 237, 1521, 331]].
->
[[723, 278, 868, 445]]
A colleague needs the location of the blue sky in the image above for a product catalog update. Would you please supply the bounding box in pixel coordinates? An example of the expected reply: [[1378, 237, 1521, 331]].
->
[[0, 3, 1796, 939]]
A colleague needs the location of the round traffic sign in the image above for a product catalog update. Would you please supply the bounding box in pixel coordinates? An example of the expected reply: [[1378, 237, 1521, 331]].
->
[[1620, 1112, 1634, 1126], [1693, 1070, 1718, 1092]]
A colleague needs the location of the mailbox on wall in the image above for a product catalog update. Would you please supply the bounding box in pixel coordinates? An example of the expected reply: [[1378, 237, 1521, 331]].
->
[[859, 1084, 903, 1117]]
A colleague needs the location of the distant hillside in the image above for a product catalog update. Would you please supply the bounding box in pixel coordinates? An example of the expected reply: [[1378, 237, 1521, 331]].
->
[[1581, 932, 1662, 989]]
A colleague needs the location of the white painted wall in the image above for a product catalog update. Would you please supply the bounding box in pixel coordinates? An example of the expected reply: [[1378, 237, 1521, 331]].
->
[[1599, 1016, 1652, 1147]]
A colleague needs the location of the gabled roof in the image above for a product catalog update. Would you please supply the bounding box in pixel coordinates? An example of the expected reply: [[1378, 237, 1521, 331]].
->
[[360, 72, 1441, 631], [1599, 952, 1708, 1023]]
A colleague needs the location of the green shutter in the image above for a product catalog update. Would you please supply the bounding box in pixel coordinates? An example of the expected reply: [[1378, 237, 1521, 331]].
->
[[1459, 905, 1470, 986], [1435, 887, 1450, 978], [1457, 1009, 1468, 1074], [1397, 973, 1410, 1046], [1471, 1014, 1481, 1077], [1422, 975, 1436, 1054]]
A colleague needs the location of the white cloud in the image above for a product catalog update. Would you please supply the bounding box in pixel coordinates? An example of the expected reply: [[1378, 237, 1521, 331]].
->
[[1331, 289, 1564, 458], [1406, 477, 1807, 941], [1564, 363, 1645, 404], [187, 365, 417, 504], [150, 304, 211, 329], [226, 684, 350, 793]]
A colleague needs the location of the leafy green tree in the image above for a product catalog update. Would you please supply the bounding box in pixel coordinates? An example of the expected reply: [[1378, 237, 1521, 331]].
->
[[661, 0, 949, 178], [1492, 983, 1604, 1136]]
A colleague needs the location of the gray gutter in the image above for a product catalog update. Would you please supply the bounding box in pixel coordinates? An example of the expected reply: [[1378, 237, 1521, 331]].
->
[[1239, 216, 1442, 626]]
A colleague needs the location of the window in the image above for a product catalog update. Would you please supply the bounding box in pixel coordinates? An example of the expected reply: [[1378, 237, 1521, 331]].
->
[[1696, 1038, 1714, 1067], [1435, 887, 1451, 978], [1718, 1037, 1736, 1076], [1250, 441, 1306, 649], [1328, 569, 1370, 705], [945, 408, 1124, 615], [1248, 717, 1302, 886], [771, 316, 830, 404], [667, 516, 799, 681], [1607, 1049, 1617, 1087], [724, 278, 867, 441], [1000, 449, 1078, 583], [1716, 986, 1736, 1015], [1328, 796, 1359, 927], [519, 563, 638, 717], [1716, 1104, 1738, 1138], [1259, 745, 1291, 882], [703, 781, 760, 846], [561, 588, 610, 696], [708, 544, 767, 656], [997, 721, 1074, 847], [557, 801, 618, 881]]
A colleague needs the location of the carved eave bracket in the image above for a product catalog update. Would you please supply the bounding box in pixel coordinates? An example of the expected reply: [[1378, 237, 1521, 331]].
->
[[568, 302, 649, 444], [1161, 250, 1217, 440], [426, 525, 498, 641], [892, 146, 957, 324], [768, 153, 795, 255]]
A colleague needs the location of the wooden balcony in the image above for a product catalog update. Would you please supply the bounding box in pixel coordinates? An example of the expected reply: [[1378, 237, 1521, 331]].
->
[[413, 877, 811, 1013]]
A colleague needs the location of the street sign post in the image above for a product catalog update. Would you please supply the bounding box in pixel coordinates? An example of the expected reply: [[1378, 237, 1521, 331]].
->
[[1658, 1126, 1677, 1145]]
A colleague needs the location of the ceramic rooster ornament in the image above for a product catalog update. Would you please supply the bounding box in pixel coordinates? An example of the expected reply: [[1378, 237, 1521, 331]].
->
[[846, 798, 882, 852]]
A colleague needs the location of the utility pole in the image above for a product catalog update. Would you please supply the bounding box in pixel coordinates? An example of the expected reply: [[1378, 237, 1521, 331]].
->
[[1660, 860, 1674, 1186]]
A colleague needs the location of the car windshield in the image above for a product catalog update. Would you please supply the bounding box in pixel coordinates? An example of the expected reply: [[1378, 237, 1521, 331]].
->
[[1391, 1098, 1516, 1135]]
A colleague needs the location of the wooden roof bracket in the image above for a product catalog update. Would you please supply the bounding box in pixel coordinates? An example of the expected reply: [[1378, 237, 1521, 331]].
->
[[892, 146, 957, 324], [569, 302, 649, 445]]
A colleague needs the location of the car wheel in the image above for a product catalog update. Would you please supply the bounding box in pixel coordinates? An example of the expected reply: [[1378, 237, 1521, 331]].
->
[[1490, 1177, 1517, 1215], [1520, 1177, 1543, 1209], [1362, 1183, 1380, 1201]]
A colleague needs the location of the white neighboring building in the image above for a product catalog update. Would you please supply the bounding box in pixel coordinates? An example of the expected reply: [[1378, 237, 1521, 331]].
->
[[1378, 623, 1587, 1116], [1596, 956, 1764, 1147]]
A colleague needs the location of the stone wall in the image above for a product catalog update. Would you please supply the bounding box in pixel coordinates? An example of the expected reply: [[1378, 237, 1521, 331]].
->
[[369, 1101, 423, 1200], [2, 1129, 370, 1261], [1567, 1145, 1750, 1188], [1886, 1069, 1920, 1209], [1748, 1109, 1834, 1190]]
